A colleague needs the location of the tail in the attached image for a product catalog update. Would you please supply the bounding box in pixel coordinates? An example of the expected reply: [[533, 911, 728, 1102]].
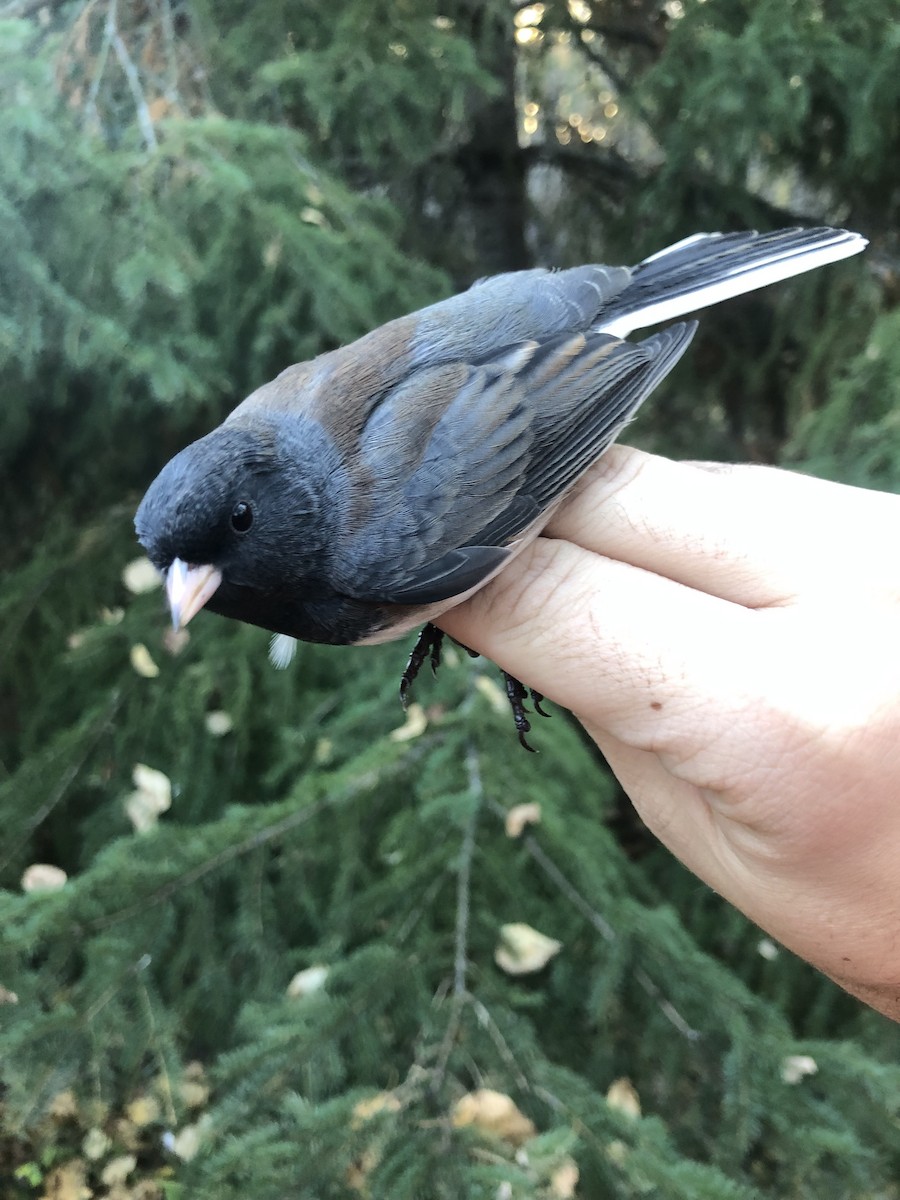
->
[[598, 227, 867, 338]]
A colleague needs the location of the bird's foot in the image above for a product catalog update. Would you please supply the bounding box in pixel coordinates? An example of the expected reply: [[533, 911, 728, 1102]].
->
[[400, 623, 444, 709], [400, 627, 551, 751], [502, 671, 551, 753]]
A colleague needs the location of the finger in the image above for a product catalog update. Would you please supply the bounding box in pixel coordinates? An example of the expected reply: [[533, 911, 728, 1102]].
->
[[547, 446, 900, 608], [439, 536, 776, 778], [584, 725, 748, 891]]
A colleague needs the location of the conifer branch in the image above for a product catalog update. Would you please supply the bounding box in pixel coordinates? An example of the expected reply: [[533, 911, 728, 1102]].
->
[[487, 795, 701, 1040], [524, 831, 699, 1039], [82, 761, 409, 933], [0, 690, 124, 874]]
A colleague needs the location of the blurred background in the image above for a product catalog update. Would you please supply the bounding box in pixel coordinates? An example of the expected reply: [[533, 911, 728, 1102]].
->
[[1, 1, 899, 1196]]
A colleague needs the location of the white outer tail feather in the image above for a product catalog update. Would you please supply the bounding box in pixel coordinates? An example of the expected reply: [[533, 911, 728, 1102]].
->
[[599, 230, 867, 339]]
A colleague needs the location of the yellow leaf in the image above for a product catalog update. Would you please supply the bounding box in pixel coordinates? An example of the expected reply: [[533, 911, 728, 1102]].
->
[[781, 1055, 818, 1084], [451, 1089, 536, 1145], [126, 1094, 161, 1127], [130, 643, 160, 679], [122, 557, 161, 595], [166, 1115, 212, 1162], [47, 1091, 78, 1120], [262, 237, 283, 268], [551, 1158, 580, 1197], [314, 738, 333, 765], [81, 1127, 110, 1160], [300, 206, 327, 226], [124, 763, 172, 833], [204, 710, 233, 737], [606, 1139, 628, 1165], [21, 863, 67, 893], [606, 1077, 641, 1119], [287, 965, 329, 999], [352, 1091, 402, 1126], [504, 803, 541, 838], [389, 703, 427, 742], [475, 675, 507, 714], [179, 1063, 210, 1110], [100, 1154, 136, 1187], [494, 923, 561, 975], [346, 1147, 379, 1193], [40, 1159, 91, 1200]]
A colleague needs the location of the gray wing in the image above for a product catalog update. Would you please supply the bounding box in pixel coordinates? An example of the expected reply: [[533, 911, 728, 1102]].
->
[[335, 322, 696, 605], [408, 263, 632, 367]]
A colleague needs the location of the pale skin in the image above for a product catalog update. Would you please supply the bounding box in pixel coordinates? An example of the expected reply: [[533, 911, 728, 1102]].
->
[[438, 445, 900, 1020]]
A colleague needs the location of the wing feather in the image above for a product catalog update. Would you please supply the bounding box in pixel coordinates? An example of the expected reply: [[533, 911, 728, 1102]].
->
[[337, 323, 696, 602]]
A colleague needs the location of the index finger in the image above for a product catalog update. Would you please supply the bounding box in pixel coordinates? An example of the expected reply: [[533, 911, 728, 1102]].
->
[[549, 447, 900, 608]]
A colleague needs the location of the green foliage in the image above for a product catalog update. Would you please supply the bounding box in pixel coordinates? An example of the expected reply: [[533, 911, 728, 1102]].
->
[[0, 14, 445, 533], [788, 306, 900, 487], [1, 1, 899, 1197], [641, 0, 900, 228]]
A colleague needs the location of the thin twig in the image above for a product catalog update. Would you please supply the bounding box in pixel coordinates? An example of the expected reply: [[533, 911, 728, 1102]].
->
[[107, 0, 158, 150], [0, 0, 69, 17], [84, 0, 116, 135], [135, 963, 178, 1124], [520, 832, 616, 943], [455, 742, 482, 995], [393, 868, 450, 945], [156, 0, 180, 105], [430, 740, 483, 1093], [634, 966, 701, 1041], [469, 997, 532, 1092], [485, 792, 700, 1039]]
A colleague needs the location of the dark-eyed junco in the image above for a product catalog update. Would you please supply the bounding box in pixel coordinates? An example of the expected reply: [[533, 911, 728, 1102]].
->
[[136, 227, 866, 747]]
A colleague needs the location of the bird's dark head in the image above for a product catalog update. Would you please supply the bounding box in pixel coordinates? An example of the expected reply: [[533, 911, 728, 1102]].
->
[[135, 417, 345, 635]]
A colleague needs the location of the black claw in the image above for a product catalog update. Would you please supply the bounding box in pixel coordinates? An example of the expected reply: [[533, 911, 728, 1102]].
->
[[503, 671, 539, 752], [450, 639, 480, 659], [518, 729, 538, 753], [429, 631, 443, 677], [400, 624, 445, 708], [531, 690, 551, 719]]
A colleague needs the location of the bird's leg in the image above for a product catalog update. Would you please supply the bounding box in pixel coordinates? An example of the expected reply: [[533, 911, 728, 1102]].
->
[[500, 673, 553, 752], [502, 671, 536, 753], [401, 627, 551, 751], [400, 623, 445, 708]]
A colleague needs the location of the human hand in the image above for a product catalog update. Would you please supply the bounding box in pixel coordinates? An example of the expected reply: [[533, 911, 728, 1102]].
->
[[438, 446, 900, 1019]]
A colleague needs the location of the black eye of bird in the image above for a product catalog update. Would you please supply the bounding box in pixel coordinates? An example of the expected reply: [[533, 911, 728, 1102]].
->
[[231, 501, 254, 533]]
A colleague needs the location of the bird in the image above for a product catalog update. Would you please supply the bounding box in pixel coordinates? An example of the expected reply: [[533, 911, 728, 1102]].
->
[[136, 226, 866, 749]]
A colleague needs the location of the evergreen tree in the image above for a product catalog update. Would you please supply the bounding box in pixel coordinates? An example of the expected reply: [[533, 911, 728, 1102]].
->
[[1, 2, 898, 1197]]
